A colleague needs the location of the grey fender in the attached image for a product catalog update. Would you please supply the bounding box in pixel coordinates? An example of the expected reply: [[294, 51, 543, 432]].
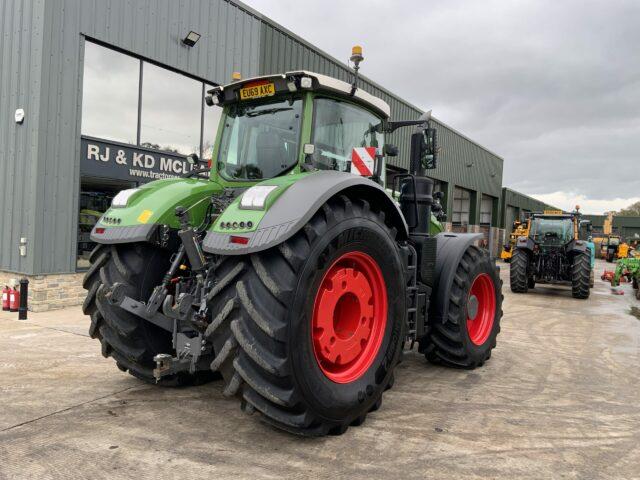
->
[[429, 232, 483, 324], [514, 235, 534, 252], [202, 170, 409, 255], [568, 239, 589, 255]]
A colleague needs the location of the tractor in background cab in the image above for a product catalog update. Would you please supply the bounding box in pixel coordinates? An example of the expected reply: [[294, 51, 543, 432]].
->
[[510, 208, 593, 298], [82, 46, 502, 436]]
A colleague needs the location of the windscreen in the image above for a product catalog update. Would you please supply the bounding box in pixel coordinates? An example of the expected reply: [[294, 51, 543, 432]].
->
[[217, 98, 302, 180], [530, 217, 574, 244]]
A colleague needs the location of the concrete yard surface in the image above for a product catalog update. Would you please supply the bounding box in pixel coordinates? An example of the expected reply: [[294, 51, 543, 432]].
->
[[1, 259, 639, 479]]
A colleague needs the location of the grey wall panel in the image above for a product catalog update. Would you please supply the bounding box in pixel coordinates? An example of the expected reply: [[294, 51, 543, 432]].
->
[[499, 187, 557, 228], [24, 0, 263, 274], [0, 0, 46, 273]]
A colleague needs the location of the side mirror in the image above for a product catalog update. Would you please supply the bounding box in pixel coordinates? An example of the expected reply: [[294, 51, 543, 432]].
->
[[383, 144, 399, 157], [186, 153, 200, 165], [409, 127, 437, 172]]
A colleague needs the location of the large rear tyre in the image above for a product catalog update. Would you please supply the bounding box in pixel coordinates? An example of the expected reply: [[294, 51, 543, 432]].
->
[[82, 244, 216, 386], [510, 249, 529, 293], [206, 195, 405, 436], [571, 253, 591, 299], [589, 269, 595, 288], [421, 246, 502, 368]]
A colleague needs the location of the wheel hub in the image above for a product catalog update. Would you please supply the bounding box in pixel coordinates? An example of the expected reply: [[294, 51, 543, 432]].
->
[[467, 294, 479, 320], [312, 251, 387, 384], [466, 273, 496, 346]]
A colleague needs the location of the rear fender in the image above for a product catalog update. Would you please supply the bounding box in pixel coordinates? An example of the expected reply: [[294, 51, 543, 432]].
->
[[515, 235, 535, 252], [568, 239, 589, 255], [430, 232, 483, 324], [202, 171, 409, 255]]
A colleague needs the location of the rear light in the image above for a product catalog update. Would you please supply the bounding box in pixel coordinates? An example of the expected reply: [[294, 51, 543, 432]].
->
[[95, 227, 106, 234], [229, 235, 249, 245]]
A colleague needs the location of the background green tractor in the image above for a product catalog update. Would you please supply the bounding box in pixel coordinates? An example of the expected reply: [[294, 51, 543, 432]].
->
[[83, 49, 502, 436], [510, 210, 592, 299]]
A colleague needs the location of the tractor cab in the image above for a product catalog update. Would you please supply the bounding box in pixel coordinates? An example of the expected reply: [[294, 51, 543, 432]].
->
[[529, 213, 575, 249], [206, 70, 392, 185]]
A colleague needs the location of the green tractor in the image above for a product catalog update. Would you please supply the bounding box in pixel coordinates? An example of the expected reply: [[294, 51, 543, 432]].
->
[[510, 209, 592, 299], [83, 49, 502, 436]]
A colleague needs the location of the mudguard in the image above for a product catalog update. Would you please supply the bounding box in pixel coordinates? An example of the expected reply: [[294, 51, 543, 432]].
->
[[429, 232, 483, 324], [515, 235, 535, 252], [202, 171, 409, 255], [568, 239, 589, 255]]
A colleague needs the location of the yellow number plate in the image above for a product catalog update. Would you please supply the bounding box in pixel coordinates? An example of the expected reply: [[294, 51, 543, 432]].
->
[[240, 82, 275, 100]]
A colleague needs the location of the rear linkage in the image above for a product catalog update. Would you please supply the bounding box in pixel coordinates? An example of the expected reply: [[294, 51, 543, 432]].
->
[[102, 190, 236, 381]]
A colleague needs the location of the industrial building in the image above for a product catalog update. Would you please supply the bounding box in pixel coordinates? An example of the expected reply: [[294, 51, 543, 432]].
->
[[584, 215, 640, 243], [1, 0, 541, 310]]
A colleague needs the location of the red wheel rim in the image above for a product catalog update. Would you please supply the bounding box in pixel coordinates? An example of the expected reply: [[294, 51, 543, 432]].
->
[[466, 273, 496, 346], [312, 251, 388, 384]]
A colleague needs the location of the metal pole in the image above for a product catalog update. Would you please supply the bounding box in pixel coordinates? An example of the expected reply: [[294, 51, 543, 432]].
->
[[18, 278, 28, 320]]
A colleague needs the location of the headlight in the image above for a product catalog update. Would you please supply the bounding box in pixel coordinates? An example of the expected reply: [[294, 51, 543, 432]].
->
[[239, 185, 278, 210], [111, 188, 139, 208]]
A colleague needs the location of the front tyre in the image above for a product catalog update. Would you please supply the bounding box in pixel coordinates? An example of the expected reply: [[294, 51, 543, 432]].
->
[[206, 195, 405, 436], [82, 244, 215, 386], [422, 245, 502, 368]]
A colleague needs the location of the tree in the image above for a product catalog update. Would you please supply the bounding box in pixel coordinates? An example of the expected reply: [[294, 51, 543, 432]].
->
[[617, 201, 640, 217]]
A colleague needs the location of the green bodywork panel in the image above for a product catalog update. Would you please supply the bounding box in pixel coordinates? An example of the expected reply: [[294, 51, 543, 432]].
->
[[96, 177, 223, 229], [210, 172, 311, 233], [430, 215, 444, 235]]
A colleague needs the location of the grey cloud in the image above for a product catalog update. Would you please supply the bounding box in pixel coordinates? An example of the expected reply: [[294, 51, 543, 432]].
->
[[245, 0, 640, 201]]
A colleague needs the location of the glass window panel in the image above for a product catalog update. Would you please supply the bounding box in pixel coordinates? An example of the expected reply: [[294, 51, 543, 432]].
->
[[81, 42, 139, 144], [217, 98, 303, 180], [311, 98, 383, 173], [140, 63, 202, 155], [202, 85, 223, 162], [480, 195, 493, 225], [453, 187, 471, 225]]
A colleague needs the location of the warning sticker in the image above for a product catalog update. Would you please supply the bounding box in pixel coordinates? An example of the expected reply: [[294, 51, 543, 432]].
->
[[350, 147, 376, 176]]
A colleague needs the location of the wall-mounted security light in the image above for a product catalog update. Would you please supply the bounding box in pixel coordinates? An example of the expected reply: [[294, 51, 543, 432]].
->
[[15, 108, 25, 124], [182, 31, 201, 47]]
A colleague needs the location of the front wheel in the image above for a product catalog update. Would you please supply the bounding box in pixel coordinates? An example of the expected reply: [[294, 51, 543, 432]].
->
[[206, 195, 405, 436], [421, 245, 502, 368], [82, 244, 215, 385]]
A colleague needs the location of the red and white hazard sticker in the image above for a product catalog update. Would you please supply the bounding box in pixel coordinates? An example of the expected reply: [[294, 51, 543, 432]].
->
[[350, 147, 376, 176]]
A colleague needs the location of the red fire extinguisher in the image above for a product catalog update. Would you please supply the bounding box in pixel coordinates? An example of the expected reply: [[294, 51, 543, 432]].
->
[[1, 286, 10, 311], [9, 286, 20, 312]]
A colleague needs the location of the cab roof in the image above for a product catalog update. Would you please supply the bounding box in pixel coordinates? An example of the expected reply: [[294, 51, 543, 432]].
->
[[213, 70, 391, 119]]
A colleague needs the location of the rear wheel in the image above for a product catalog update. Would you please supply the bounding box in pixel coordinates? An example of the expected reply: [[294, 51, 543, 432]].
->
[[590, 269, 595, 288], [510, 249, 529, 293], [571, 253, 591, 299], [422, 246, 502, 368], [206, 195, 405, 436], [83, 244, 215, 386]]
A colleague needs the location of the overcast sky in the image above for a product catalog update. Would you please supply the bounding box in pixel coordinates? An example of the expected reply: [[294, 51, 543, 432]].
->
[[244, 0, 640, 214]]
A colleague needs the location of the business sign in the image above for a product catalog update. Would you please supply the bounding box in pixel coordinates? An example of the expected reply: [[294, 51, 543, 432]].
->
[[80, 136, 202, 183]]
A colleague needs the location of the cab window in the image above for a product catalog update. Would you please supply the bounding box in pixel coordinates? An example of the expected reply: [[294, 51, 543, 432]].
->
[[311, 98, 383, 173]]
